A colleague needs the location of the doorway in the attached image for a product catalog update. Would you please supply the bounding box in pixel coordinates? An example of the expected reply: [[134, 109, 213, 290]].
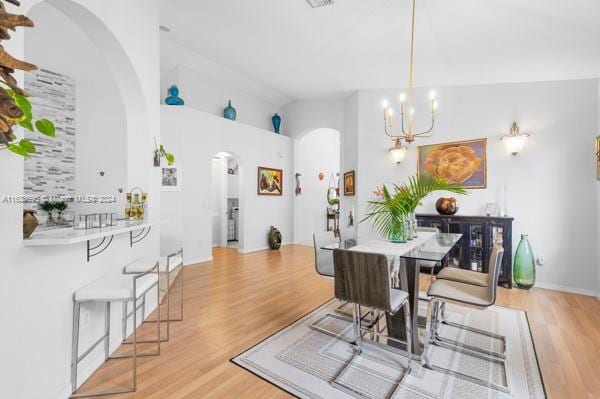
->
[[211, 152, 242, 252]]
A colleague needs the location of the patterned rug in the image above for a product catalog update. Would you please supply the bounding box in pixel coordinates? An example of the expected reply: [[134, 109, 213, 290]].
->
[[232, 298, 546, 399]]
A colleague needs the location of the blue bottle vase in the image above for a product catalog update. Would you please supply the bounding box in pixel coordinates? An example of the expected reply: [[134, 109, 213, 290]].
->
[[223, 100, 237, 121]]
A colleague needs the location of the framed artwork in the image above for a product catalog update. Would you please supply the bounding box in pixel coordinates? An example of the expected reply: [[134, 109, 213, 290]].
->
[[161, 164, 182, 192], [344, 170, 355, 196], [257, 167, 283, 196], [418, 138, 487, 189], [596, 136, 600, 180]]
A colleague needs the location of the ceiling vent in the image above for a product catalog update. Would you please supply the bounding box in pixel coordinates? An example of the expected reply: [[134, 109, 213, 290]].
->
[[306, 0, 335, 8]]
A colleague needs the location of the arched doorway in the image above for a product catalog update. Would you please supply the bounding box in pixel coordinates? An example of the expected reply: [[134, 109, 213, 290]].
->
[[294, 128, 341, 245], [211, 151, 243, 252]]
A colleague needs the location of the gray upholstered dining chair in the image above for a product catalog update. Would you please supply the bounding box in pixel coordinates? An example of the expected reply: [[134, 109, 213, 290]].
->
[[422, 243, 508, 393], [313, 231, 336, 278], [331, 249, 413, 397], [434, 239, 506, 355]]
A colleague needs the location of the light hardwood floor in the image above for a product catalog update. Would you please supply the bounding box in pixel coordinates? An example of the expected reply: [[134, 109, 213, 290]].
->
[[76, 245, 600, 398]]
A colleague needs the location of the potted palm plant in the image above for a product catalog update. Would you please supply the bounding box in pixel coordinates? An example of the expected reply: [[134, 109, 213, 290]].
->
[[39, 201, 55, 225], [363, 175, 467, 242]]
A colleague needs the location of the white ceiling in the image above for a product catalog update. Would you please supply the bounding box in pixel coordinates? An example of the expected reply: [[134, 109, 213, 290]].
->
[[159, 0, 600, 102]]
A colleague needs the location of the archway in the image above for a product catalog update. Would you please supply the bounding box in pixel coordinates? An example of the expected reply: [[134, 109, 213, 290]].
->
[[294, 128, 341, 245], [211, 151, 244, 253]]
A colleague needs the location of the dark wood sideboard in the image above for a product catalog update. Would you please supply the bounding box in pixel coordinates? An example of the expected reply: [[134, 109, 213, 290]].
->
[[416, 214, 514, 288]]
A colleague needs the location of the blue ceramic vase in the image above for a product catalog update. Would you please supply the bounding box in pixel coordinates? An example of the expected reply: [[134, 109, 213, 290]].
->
[[223, 100, 237, 121], [165, 85, 184, 105], [272, 113, 281, 134]]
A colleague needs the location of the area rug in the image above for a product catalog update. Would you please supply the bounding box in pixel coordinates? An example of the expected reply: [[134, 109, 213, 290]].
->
[[232, 298, 546, 399]]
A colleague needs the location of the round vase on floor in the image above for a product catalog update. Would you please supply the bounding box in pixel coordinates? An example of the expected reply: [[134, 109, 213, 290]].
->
[[436, 197, 458, 215], [268, 226, 282, 250], [514, 234, 535, 289]]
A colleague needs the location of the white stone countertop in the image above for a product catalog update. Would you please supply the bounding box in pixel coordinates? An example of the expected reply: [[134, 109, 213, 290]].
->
[[23, 220, 160, 246]]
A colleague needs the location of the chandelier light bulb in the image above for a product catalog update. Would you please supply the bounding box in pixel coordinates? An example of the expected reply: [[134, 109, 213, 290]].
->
[[399, 93, 406, 103], [382, 99, 389, 109], [429, 90, 436, 100], [388, 109, 394, 116], [433, 100, 438, 110]]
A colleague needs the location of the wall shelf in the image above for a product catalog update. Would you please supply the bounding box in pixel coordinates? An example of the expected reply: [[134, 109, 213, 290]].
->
[[24, 220, 161, 262]]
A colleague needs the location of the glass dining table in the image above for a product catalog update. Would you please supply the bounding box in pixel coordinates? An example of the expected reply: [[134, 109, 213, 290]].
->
[[321, 231, 463, 357]]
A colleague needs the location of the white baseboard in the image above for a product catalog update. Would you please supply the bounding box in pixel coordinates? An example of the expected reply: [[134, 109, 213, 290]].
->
[[534, 281, 598, 297], [184, 256, 212, 266], [240, 243, 290, 254]]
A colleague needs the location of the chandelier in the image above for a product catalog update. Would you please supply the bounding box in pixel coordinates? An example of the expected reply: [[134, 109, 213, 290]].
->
[[383, 0, 437, 147]]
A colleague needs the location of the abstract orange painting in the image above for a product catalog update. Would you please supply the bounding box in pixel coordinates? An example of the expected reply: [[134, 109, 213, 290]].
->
[[418, 138, 487, 189]]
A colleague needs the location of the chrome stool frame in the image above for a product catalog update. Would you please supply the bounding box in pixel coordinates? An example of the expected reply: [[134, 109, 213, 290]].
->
[[70, 265, 160, 398], [122, 248, 184, 343]]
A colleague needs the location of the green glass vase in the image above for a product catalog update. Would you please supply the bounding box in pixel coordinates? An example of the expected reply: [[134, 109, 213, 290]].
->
[[388, 220, 407, 243], [514, 234, 535, 289]]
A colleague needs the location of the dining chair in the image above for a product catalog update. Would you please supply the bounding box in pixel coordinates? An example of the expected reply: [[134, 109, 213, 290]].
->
[[416, 226, 441, 282], [435, 239, 507, 353], [331, 248, 413, 398], [422, 243, 508, 393]]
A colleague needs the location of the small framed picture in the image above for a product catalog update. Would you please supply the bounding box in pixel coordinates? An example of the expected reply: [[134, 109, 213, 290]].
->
[[257, 166, 283, 196], [344, 170, 355, 196], [161, 164, 182, 192], [485, 202, 498, 217]]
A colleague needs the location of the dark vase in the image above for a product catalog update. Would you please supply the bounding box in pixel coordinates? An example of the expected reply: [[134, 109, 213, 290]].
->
[[514, 234, 535, 289], [436, 197, 459, 215], [271, 113, 281, 134], [268, 226, 282, 250], [223, 100, 237, 121]]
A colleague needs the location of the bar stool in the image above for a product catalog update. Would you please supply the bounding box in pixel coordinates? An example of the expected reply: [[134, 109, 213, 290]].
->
[[122, 248, 184, 342], [70, 264, 160, 398]]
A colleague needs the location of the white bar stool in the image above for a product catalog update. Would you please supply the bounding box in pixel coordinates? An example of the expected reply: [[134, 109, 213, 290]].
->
[[122, 248, 184, 342], [70, 265, 159, 398]]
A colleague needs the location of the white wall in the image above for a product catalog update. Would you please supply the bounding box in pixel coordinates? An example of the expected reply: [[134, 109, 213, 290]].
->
[[352, 80, 598, 295], [161, 106, 293, 263], [294, 128, 340, 244], [340, 92, 359, 242], [282, 99, 344, 138], [75, 77, 127, 215], [166, 65, 283, 132], [0, 1, 160, 398]]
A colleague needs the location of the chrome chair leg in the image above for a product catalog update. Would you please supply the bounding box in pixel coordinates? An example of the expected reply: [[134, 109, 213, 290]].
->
[[422, 299, 510, 394], [437, 302, 507, 359]]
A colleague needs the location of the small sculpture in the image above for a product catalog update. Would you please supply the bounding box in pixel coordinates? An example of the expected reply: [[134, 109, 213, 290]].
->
[[165, 85, 184, 105], [223, 100, 237, 121], [23, 209, 38, 239], [295, 173, 302, 195]]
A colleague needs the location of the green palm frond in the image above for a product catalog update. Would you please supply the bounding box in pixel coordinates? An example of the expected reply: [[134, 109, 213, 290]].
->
[[361, 175, 467, 238]]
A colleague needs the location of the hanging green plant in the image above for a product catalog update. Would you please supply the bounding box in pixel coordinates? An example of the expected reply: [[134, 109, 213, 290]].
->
[[0, 0, 56, 157]]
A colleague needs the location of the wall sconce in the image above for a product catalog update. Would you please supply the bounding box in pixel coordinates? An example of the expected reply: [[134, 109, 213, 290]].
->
[[501, 122, 529, 155], [389, 138, 407, 164]]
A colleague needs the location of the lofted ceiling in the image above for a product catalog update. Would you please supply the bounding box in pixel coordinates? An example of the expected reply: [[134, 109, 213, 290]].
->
[[159, 0, 600, 102]]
